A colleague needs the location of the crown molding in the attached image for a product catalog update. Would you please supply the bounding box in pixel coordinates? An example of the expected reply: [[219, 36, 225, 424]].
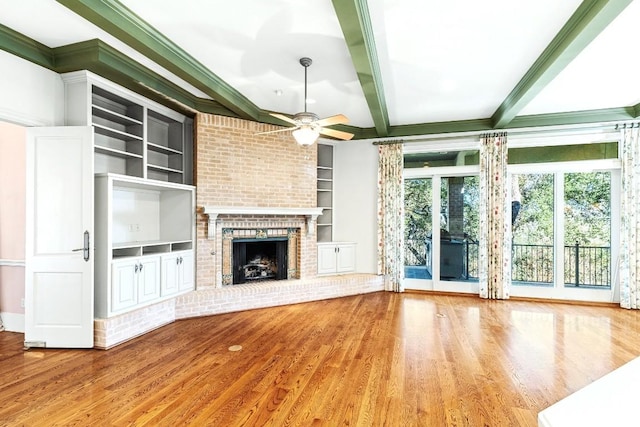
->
[[0, 23, 54, 69]]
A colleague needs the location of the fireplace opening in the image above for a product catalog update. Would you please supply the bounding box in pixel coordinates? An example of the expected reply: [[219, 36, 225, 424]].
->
[[232, 238, 288, 284]]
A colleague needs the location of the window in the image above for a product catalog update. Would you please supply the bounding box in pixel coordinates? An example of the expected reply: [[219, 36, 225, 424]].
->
[[511, 168, 616, 293], [404, 178, 432, 279], [512, 173, 554, 284], [563, 172, 611, 287]]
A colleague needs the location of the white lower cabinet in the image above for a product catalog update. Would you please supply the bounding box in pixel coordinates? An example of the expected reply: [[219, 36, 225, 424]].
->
[[111, 256, 160, 312], [317, 242, 356, 275], [161, 250, 194, 296]]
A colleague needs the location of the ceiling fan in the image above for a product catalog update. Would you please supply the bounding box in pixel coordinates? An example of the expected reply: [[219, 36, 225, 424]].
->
[[259, 57, 354, 145]]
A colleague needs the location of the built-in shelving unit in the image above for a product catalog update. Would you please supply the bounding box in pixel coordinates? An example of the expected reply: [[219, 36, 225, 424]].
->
[[63, 70, 193, 185], [61, 70, 197, 322], [317, 143, 333, 242], [94, 173, 196, 318]]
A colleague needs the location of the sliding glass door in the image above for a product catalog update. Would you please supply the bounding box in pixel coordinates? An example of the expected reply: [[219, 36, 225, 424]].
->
[[404, 166, 480, 293], [509, 163, 619, 302]]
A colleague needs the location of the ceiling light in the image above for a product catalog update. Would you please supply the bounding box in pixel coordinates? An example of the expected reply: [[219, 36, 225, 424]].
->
[[292, 125, 319, 146]]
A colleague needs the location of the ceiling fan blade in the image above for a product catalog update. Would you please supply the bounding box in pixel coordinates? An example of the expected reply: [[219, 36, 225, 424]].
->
[[315, 114, 349, 127], [319, 127, 354, 141], [256, 127, 296, 136], [269, 112, 298, 125]]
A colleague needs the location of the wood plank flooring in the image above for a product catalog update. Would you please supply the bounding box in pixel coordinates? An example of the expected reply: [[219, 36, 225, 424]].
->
[[1, 292, 640, 426]]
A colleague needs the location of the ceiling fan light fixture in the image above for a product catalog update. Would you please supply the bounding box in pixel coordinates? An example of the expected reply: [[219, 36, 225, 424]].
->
[[292, 125, 319, 146]]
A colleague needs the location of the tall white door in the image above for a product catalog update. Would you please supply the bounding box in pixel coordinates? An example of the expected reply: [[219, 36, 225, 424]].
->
[[25, 127, 94, 348]]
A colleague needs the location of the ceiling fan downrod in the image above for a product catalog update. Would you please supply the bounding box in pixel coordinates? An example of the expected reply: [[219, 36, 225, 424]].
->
[[300, 57, 312, 113]]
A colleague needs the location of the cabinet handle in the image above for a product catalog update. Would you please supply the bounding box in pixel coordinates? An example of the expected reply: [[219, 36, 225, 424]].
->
[[176, 257, 180, 265], [179, 257, 183, 264], [135, 263, 139, 273], [139, 263, 143, 271]]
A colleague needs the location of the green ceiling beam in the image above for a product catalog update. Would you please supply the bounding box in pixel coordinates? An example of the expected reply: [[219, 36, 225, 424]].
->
[[56, 0, 261, 121], [332, 0, 390, 137], [632, 103, 640, 118], [507, 107, 634, 129], [492, 0, 633, 129], [383, 107, 634, 138], [389, 119, 495, 137], [0, 24, 55, 69]]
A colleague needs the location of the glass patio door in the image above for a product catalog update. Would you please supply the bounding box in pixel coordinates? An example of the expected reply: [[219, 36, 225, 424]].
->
[[404, 170, 479, 293], [509, 164, 618, 302]]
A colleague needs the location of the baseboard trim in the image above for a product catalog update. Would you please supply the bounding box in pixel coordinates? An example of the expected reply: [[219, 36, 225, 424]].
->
[[0, 312, 25, 333]]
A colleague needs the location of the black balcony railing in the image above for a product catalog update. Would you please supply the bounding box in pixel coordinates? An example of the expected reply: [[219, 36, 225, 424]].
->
[[563, 242, 611, 287], [512, 243, 554, 283], [405, 238, 610, 287]]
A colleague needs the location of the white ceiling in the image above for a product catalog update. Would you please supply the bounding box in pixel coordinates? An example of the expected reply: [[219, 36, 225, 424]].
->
[[1, 0, 639, 137]]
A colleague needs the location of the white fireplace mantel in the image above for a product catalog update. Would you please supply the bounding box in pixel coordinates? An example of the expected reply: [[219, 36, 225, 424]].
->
[[202, 206, 324, 239]]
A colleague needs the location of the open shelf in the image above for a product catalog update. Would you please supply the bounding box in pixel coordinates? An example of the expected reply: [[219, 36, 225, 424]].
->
[[94, 144, 143, 160], [147, 163, 184, 174], [92, 104, 143, 127], [93, 123, 143, 142], [147, 142, 183, 155]]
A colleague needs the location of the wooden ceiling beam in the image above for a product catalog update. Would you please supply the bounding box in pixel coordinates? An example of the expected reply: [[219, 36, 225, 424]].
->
[[332, 0, 390, 137], [492, 0, 634, 129]]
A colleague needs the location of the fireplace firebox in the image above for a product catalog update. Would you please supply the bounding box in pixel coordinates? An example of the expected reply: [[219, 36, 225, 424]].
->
[[232, 238, 288, 284]]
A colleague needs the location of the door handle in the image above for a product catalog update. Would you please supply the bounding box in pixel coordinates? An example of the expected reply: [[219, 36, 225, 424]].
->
[[72, 231, 90, 262]]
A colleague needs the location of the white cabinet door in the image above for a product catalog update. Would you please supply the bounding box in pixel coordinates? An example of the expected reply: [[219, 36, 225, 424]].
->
[[178, 251, 194, 292], [111, 259, 138, 312], [317, 244, 338, 275], [336, 244, 356, 273], [25, 126, 94, 348], [138, 256, 160, 303], [162, 251, 194, 295], [161, 253, 180, 296]]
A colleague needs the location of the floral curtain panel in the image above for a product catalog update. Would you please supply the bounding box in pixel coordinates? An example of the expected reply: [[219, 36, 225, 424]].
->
[[377, 143, 404, 292], [620, 125, 640, 309], [478, 132, 511, 299]]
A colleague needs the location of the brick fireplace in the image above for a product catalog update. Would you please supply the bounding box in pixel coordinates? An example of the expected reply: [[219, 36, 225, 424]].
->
[[200, 206, 322, 287]]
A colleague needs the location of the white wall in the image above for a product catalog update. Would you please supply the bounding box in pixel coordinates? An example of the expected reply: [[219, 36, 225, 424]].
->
[[0, 50, 64, 127], [0, 51, 64, 332], [333, 140, 378, 274]]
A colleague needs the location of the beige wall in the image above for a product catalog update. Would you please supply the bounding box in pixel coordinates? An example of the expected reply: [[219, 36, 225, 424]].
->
[[0, 121, 26, 317], [194, 114, 317, 207]]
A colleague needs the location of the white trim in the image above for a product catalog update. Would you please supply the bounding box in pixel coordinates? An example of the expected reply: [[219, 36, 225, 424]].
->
[[404, 165, 479, 179], [0, 107, 51, 127], [0, 259, 25, 267], [0, 312, 25, 333], [508, 159, 621, 174], [202, 206, 324, 239]]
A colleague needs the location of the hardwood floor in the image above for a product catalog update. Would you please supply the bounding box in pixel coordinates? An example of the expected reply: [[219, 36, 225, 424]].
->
[[2, 292, 640, 426]]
